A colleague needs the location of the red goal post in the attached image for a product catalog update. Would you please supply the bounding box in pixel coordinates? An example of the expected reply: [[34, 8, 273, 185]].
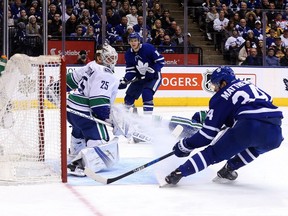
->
[[0, 54, 67, 184]]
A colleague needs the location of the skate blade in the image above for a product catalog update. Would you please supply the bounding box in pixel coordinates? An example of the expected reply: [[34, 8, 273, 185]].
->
[[212, 176, 236, 184]]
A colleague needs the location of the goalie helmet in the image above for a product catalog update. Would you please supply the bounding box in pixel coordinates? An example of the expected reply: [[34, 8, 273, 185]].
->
[[97, 43, 118, 70], [210, 66, 236, 91]]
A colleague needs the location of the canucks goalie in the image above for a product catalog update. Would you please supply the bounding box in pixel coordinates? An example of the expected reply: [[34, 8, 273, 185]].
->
[[66, 44, 120, 177]]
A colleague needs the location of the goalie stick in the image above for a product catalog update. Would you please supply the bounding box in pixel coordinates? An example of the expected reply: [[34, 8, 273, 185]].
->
[[84, 125, 184, 184], [67, 107, 152, 142]]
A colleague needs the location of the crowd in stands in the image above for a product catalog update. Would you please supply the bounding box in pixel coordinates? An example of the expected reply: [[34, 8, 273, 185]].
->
[[0, 0, 194, 57], [193, 0, 288, 66]]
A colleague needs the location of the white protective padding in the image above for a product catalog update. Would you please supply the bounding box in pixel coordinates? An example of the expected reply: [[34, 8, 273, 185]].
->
[[0, 54, 64, 184], [73, 137, 119, 173]]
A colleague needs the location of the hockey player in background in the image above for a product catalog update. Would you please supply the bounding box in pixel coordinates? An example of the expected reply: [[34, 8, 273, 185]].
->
[[165, 66, 284, 185], [66, 43, 120, 176], [118, 32, 165, 114]]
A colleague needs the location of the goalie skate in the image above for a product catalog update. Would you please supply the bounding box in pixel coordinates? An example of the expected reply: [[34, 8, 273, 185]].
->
[[67, 164, 86, 177]]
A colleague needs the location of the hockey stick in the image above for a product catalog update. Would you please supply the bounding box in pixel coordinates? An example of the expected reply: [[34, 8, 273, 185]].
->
[[67, 107, 152, 142], [84, 125, 184, 184]]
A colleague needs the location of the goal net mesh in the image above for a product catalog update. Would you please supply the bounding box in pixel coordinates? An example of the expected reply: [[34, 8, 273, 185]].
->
[[0, 54, 65, 184]]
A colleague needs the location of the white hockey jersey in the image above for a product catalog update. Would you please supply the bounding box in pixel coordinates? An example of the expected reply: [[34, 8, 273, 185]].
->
[[67, 61, 119, 114]]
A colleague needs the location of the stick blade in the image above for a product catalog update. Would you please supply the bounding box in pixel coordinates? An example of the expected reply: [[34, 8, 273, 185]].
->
[[84, 168, 108, 184], [171, 125, 183, 138]]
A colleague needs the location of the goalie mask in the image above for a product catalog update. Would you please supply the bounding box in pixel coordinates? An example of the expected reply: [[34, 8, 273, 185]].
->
[[97, 43, 118, 70]]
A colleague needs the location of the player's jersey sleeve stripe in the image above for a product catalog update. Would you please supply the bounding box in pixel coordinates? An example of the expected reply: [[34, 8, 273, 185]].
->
[[238, 107, 281, 115], [202, 123, 221, 132], [199, 130, 214, 140]]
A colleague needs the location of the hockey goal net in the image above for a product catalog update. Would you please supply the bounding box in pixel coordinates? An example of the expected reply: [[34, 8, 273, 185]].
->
[[0, 54, 67, 184]]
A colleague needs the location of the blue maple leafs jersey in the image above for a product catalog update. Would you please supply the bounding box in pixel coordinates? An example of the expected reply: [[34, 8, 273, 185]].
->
[[185, 79, 283, 148], [124, 43, 165, 81]]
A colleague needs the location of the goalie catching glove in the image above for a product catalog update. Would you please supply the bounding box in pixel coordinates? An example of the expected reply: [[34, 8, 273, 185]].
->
[[173, 138, 193, 157]]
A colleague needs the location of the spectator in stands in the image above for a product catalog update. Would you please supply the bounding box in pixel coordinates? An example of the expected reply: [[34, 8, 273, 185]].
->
[[266, 28, 279, 48], [64, 4, 75, 21], [221, 3, 233, 20], [151, 19, 162, 38], [48, 3, 60, 24], [171, 25, 193, 53], [223, 20, 236, 40], [11, 22, 27, 55], [272, 36, 285, 53], [230, 12, 240, 26], [253, 20, 263, 40], [245, 11, 257, 29], [256, 39, 264, 57], [83, 25, 95, 38], [70, 24, 83, 39], [266, 2, 277, 23], [133, 16, 150, 37], [238, 40, 252, 65], [118, 1, 130, 18], [26, 15, 41, 36], [152, 2, 162, 19], [236, 19, 251, 39], [229, 0, 241, 13], [241, 47, 262, 65], [146, 9, 157, 30], [245, 30, 259, 47], [205, 5, 219, 41], [74, 1, 86, 17], [238, 2, 249, 19], [126, 5, 138, 27], [27, 6, 42, 23], [159, 9, 174, 31], [110, 0, 120, 15], [50, 25, 62, 37], [254, 5, 263, 20], [262, 0, 270, 10], [7, 9, 15, 27], [17, 9, 29, 25], [275, 12, 287, 30], [165, 20, 177, 37], [280, 48, 288, 66], [10, 0, 26, 19], [280, 28, 288, 47], [75, 50, 91, 65], [106, 7, 121, 28], [48, 13, 62, 37], [122, 25, 134, 44], [224, 28, 245, 64], [113, 36, 126, 52], [86, 0, 98, 17], [151, 28, 165, 45], [91, 5, 102, 25], [66, 14, 78, 36], [266, 47, 280, 66], [115, 16, 128, 37], [213, 10, 229, 52], [266, 20, 283, 37], [158, 34, 176, 53]]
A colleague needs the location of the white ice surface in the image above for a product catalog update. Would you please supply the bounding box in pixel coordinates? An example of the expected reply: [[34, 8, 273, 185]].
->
[[0, 106, 287, 216]]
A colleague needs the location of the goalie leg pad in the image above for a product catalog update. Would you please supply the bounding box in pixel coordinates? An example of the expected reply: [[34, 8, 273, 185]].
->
[[69, 135, 86, 156], [73, 137, 119, 173]]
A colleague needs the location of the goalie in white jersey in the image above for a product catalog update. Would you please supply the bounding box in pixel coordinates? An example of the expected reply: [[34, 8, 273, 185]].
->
[[66, 43, 120, 176]]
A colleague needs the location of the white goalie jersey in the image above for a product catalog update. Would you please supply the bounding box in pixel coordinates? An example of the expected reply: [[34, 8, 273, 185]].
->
[[67, 61, 119, 113]]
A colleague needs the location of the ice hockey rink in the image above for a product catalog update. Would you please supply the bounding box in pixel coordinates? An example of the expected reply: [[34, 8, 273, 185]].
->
[[1, 106, 288, 216]]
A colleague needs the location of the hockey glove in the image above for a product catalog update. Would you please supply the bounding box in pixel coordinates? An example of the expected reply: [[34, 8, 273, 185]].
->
[[145, 68, 155, 81], [118, 78, 128, 89], [173, 138, 193, 157]]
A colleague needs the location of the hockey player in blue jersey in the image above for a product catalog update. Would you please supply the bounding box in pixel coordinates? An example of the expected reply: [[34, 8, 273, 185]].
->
[[118, 32, 165, 114], [165, 66, 284, 185]]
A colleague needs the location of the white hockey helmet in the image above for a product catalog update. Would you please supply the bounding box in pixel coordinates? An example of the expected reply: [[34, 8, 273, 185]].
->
[[98, 43, 118, 70]]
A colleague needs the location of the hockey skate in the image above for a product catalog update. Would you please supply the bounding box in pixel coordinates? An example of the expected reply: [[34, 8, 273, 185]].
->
[[165, 169, 183, 185], [213, 163, 238, 183], [67, 160, 86, 177]]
